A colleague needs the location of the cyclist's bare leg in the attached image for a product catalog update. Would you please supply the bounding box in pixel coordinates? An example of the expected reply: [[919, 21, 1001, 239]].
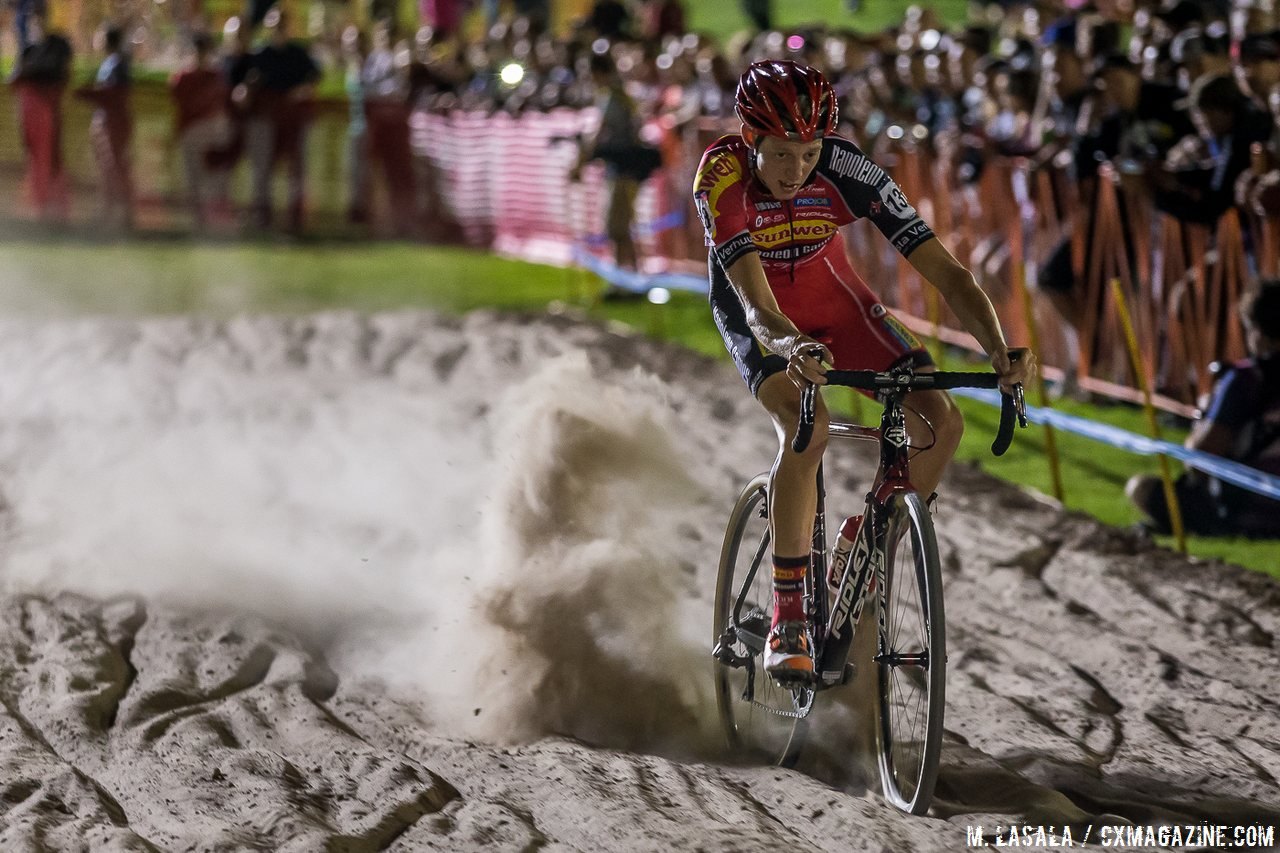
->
[[755, 371, 827, 675], [756, 371, 830, 558], [900, 386, 964, 499]]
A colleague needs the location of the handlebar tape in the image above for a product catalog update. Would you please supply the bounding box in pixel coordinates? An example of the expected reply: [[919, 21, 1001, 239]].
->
[[791, 370, 1021, 457]]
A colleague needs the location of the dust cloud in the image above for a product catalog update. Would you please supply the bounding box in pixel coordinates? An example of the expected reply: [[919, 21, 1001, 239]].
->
[[0, 312, 719, 754]]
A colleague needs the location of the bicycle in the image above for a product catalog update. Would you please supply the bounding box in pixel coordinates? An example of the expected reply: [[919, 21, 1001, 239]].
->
[[711, 360, 1026, 814]]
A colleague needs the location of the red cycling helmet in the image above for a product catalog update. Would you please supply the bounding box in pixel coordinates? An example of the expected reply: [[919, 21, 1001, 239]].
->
[[735, 59, 838, 145]]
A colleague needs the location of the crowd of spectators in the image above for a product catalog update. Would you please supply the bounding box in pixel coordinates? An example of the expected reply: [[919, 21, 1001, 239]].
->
[[9, 0, 1280, 251], [6, 0, 1278, 533]]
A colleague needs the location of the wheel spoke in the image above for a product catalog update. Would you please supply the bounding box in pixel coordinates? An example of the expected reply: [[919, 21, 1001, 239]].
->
[[876, 493, 945, 815], [713, 477, 808, 766]]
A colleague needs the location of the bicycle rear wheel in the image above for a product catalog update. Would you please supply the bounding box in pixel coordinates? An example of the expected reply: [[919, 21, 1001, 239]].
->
[[712, 473, 809, 766], [874, 490, 945, 814]]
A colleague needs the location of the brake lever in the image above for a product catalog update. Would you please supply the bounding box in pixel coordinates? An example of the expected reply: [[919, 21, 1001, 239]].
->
[[793, 382, 816, 454], [790, 347, 827, 454], [1012, 384, 1027, 428]]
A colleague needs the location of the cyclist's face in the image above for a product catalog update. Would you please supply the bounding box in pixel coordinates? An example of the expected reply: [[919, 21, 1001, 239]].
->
[[754, 136, 824, 200]]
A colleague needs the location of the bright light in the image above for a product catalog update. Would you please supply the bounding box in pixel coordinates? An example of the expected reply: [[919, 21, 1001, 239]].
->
[[500, 62, 524, 85], [786, 34, 805, 51], [647, 287, 671, 305], [886, 124, 904, 140]]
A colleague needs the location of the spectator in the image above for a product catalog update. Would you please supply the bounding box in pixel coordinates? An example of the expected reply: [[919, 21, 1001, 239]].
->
[[639, 0, 686, 41], [244, 8, 320, 233], [986, 64, 1040, 156], [362, 21, 418, 236], [1151, 72, 1271, 224], [247, 0, 276, 28], [75, 23, 133, 230], [1082, 53, 1194, 173], [569, 51, 662, 283], [584, 0, 631, 40], [342, 25, 371, 225], [741, 0, 772, 32], [169, 31, 232, 230], [1127, 279, 1280, 537], [1169, 22, 1231, 93], [210, 16, 254, 192], [1038, 18, 1092, 146], [1035, 54, 1194, 337], [1236, 30, 1280, 110], [8, 6, 70, 222], [514, 0, 553, 35], [13, 0, 44, 51], [421, 0, 466, 39]]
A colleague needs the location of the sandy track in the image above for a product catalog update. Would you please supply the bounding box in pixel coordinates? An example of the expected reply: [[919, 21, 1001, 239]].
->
[[0, 309, 1276, 851]]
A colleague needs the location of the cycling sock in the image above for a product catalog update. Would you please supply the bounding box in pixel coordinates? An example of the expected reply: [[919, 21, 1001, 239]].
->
[[771, 553, 809, 627]]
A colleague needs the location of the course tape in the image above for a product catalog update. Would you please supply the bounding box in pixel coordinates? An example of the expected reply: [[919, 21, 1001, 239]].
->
[[576, 252, 1280, 502], [581, 208, 689, 249], [954, 387, 1280, 501], [571, 247, 709, 294]]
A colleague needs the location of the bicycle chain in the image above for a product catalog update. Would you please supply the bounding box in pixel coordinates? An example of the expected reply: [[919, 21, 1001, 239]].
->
[[748, 690, 814, 719]]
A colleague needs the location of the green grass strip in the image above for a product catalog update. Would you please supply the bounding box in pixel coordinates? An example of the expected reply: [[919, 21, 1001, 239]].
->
[[3, 237, 1274, 576]]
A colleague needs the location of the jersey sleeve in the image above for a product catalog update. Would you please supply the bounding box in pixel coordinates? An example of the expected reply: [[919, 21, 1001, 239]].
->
[[824, 140, 935, 258], [692, 147, 756, 269]]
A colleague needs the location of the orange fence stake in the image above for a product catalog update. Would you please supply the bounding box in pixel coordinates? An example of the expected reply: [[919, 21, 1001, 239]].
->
[[1010, 207, 1065, 502], [1111, 278, 1187, 553]]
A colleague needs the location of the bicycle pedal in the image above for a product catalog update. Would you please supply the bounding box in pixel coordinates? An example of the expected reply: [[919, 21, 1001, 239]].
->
[[768, 667, 816, 688]]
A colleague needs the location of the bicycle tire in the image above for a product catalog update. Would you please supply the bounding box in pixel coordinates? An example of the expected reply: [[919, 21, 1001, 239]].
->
[[874, 490, 945, 814], [712, 473, 808, 766]]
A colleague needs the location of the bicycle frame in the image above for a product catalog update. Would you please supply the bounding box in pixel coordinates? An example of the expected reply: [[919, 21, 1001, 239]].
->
[[811, 390, 917, 688], [719, 361, 1022, 695]]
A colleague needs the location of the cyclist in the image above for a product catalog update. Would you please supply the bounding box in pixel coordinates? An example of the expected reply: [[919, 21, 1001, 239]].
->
[[694, 59, 1035, 680]]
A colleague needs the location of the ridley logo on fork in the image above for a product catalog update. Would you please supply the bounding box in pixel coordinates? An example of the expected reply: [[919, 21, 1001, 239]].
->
[[819, 513, 881, 684]]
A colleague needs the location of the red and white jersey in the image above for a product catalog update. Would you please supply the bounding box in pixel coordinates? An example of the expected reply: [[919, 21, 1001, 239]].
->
[[692, 133, 934, 274]]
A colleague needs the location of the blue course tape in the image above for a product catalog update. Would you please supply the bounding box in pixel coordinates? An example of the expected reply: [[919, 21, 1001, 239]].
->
[[574, 250, 1280, 502], [571, 247, 709, 294], [953, 387, 1280, 501], [582, 208, 689, 248]]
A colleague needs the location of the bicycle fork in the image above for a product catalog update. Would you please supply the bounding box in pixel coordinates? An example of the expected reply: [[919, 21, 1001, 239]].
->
[[816, 508, 883, 685]]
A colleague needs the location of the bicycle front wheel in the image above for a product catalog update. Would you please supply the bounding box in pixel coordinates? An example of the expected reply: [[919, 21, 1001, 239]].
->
[[874, 490, 945, 814], [712, 473, 808, 766]]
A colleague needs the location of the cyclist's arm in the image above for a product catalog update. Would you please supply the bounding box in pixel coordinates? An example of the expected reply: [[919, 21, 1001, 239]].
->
[[723, 253, 830, 384], [906, 237, 1034, 387]]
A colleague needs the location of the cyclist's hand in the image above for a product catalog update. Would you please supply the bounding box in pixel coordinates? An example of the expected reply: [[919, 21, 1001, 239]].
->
[[991, 346, 1036, 393], [785, 339, 831, 388]]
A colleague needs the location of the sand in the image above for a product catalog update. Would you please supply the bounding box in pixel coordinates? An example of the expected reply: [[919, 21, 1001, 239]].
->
[[0, 309, 1276, 851]]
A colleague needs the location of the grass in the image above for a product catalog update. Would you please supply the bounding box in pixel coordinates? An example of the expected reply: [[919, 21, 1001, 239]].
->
[[2, 236, 1275, 576], [686, 0, 969, 39]]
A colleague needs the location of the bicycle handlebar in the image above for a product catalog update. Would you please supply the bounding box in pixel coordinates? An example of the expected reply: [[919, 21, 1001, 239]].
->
[[791, 367, 1028, 457]]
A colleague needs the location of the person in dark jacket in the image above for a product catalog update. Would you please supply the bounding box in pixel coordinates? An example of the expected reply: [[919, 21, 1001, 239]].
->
[[1128, 279, 1280, 537], [242, 8, 320, 233], [1150, 73, 1272, 225]]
